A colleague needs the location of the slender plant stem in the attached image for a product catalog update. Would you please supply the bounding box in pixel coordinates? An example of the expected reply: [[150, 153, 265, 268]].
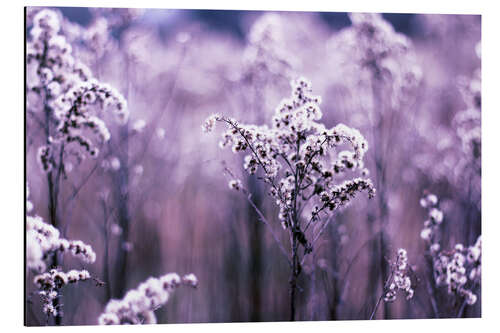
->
[[369, 294, 384, 320], [245, 193, 291, 266], [457, 299, 468, 318], [424, 255, 440, 318], [290, 233, 298, 321], [369, 267, 394, 320], [223, 167, 291, 266]]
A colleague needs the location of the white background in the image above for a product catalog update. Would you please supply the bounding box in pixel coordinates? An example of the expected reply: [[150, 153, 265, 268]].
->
[[2, 0, 499, 331]]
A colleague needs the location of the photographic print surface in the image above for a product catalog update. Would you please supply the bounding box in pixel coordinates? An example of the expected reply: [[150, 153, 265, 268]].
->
[[25, 6, 481, 326]]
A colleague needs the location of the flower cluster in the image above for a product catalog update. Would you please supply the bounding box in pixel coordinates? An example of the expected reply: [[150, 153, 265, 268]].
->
[[243, 13, 295, 81], [51, 79, 128, 154], [36, 79, 128, 172], [410, 44, 481, 221], [419, 193, 444, 244], [330, 13, 421, 110], [26, 218, 48, 272], [27, 215, 96, 273], [419, 193, 481, 305], [206, 77, 374, 247], [202, 113, 220, 133], [34, 269, 91, 316], [27, 212, 96, 317], [26, 181, 98, 317], [98, 273, 198, 325], [433, 237, 481, 305], [27, 9, 129, 173], [27, 9, 93, 101], [36, 145, 53, 172], [82, 17, 112, 58], [228, 179, 243, 191], [384, 248, 415, 302]]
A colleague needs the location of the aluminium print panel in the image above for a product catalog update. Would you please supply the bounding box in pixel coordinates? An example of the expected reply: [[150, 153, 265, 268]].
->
[[25, 6, 481, 326]]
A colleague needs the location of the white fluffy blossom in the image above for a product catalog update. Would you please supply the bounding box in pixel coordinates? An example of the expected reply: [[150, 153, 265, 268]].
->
[[26, 185, 97, 318], [53, 79, 128, 155], [330, 13, 421, 110], [419, 193, 443, 242], [202, 113, 220, 133], [98, 272, 198, 325], [34, 269, 91, 316], [243, 13, 295, 80], [384, 248, 415, 302], [26, 215, 97, 270], [419, 193, 481, 306], [26, 182, 34, 213], [132, 119, 147, 133], [228, 179, 243, 191], [420, 193, 438, 208], [433, 238, 480, 305]]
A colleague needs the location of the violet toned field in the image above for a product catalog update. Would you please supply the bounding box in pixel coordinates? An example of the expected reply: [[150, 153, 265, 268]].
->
[[25, 7, 481, 326]]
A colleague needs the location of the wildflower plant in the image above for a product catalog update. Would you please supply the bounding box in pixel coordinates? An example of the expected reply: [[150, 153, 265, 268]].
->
[[204, 77, 375, 320], [419, 193, 481, 315], [98, 273, 198, 325], [27, 215, 96, 273], [34, 269, 92, 318], [370, 248, 415, 319], [331, 13, 421, 113], [215, 13, 303, 321], [410, 43, 480, 197], [243, 13, 295, 83], [26, 184, 98, 320], [383, 249, 415, 302], [26, 7, 128, 243], [329, 13, 422, 318], [26, 9, 127, 324]]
